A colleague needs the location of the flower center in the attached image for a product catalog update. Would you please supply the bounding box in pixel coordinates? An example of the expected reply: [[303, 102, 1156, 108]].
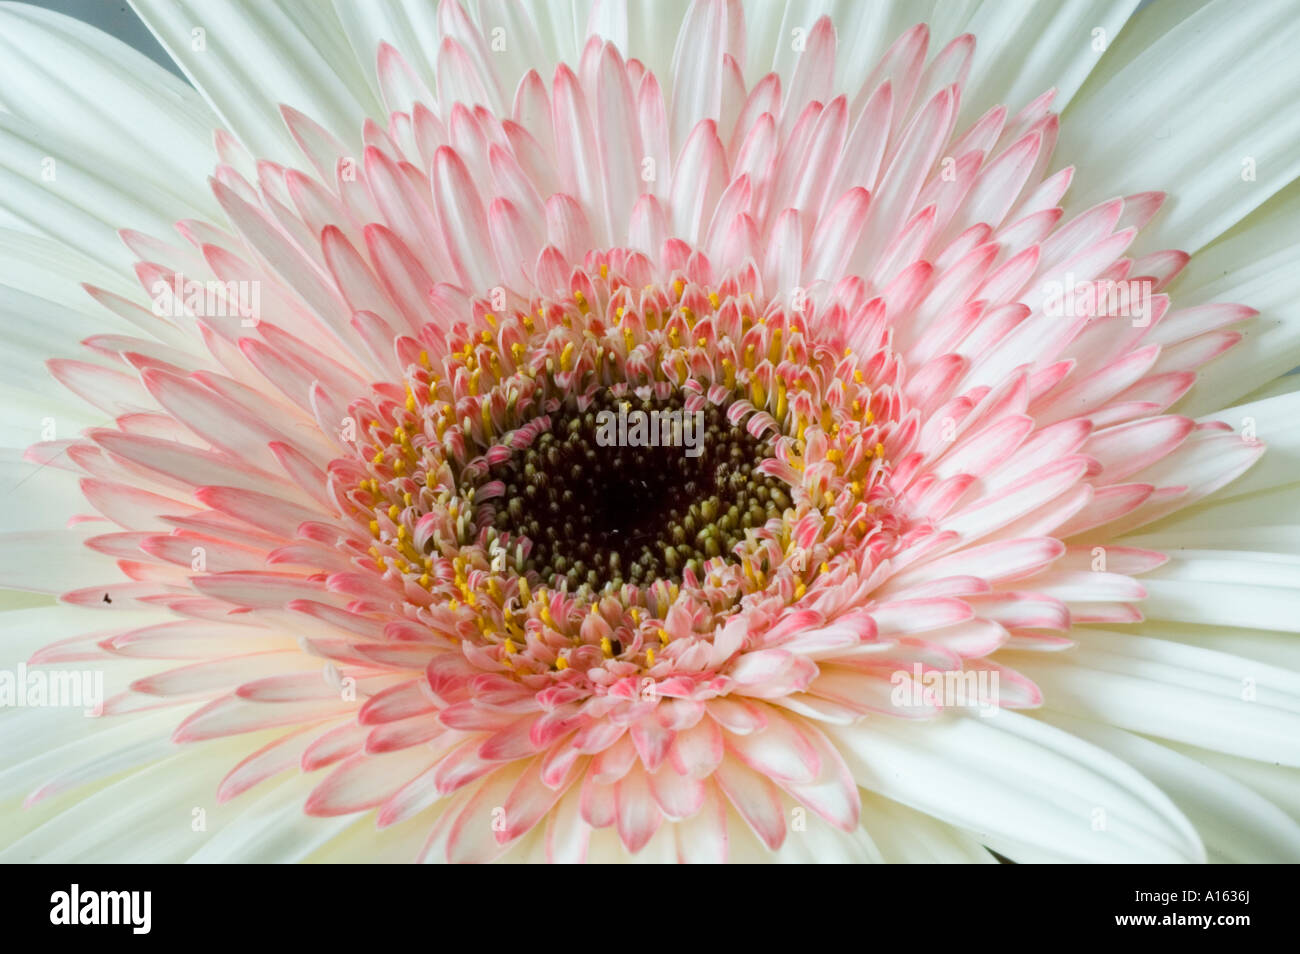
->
[[332, 254, 909, 682], [466, 388, 789, 593]]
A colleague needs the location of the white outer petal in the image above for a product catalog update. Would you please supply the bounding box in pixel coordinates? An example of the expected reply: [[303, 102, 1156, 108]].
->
[[827, 710, 1206, 862]]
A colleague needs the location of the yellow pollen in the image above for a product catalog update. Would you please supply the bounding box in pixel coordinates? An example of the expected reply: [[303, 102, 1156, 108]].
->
[[555, 655, 568, 671], [646, 648, 655, 666], [600, 637, 613, 657]]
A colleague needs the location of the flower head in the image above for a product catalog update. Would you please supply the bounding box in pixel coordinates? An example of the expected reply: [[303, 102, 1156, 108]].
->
[[2, 0, 1298, 864]]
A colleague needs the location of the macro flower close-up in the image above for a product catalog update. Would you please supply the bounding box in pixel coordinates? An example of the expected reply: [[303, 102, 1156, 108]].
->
[[1, 0, 1299, 868]]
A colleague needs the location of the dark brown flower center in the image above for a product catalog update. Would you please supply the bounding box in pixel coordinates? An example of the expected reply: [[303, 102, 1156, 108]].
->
[[464, 389, 789, 593]]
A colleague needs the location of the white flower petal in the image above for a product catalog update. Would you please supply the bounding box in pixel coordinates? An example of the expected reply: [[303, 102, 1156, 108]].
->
[[1037, 710, 1300, 863], [828, 710, 1205, 862], [0, 4, 221, 218], [1061, 0, 1300, 255], [1138, 550, 1300, 633], [859, 790, 996, 863], [130, 0, 380, 165], [1002, 629, 1300, 765]]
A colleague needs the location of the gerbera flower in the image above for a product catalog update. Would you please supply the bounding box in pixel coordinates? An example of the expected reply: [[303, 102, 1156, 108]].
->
[[1, 0, 1298, 863]]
